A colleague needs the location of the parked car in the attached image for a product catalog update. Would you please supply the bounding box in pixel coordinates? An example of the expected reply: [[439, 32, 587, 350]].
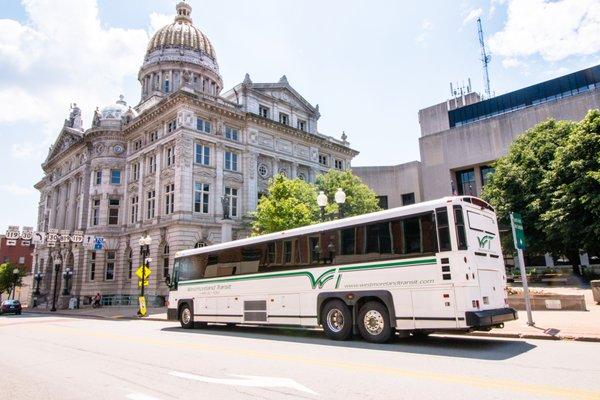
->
[[1, 299, 22, 315]]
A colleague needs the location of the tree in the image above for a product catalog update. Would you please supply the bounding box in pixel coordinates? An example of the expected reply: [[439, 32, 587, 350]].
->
[[0, 262, 25, 298], [541, 110, 600, 257], [315, 169, 381, 218], [251, 174, 320, 234]]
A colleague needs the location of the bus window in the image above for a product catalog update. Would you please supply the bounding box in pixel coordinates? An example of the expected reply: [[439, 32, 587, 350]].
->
[[267, 242, 276, 264], [178, 254, 209, 281], [436, 208, 452, 251], [421, 213, 438, 253], [390, 220, 403, 254], [366, 223, 392, 254], [283, 241, 292, 264], [355, 226, 366, 254], [309, 236, 320, 264], [453, 206, 468, 250], [403, 217, 421, 253], [340, 228, 355, 255]]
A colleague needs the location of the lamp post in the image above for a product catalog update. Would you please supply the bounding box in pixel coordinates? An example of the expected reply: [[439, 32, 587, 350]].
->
[[50, 260, 61, 312], [317, 191, 328, 222], [334, 188, 346, 219], [138, 234, 152, 317], [11, 268, 19, 300], [34, 272, 43, 296], [62, 267, 73, 296]]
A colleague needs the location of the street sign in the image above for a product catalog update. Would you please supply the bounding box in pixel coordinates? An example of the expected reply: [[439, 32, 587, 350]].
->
[[59, 230, 71, 243], [32, 232, 46, 245], [94, 237, 104, 250], [138, 296, 147, 317], [21, 240, 31, 246], [6, 226, 20, 240], [6, 239, 17, 246], [138, 280, 149, 287], [136, 265, 152, 280], [21, 227, 33, 240], [510, 212, 526, 249]]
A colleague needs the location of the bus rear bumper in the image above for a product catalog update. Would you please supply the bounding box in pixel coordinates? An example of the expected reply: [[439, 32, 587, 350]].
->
[[465, 308, 518, 328]]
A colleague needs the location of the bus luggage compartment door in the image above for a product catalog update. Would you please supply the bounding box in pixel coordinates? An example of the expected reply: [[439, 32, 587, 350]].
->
[[477, 269, 504, 309]]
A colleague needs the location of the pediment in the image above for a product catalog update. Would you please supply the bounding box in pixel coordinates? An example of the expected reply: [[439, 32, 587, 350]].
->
[[252, 85, 316, 115], [45, 127, 84, 165]]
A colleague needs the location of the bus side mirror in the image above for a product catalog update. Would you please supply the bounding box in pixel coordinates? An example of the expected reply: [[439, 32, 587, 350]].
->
[[165, 275, 172, 287]]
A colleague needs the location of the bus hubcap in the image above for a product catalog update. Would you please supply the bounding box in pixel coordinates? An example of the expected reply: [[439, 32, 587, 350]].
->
[[326, 309, 345, 333], [364, 310, 384, 335], [181, 308, 191, 325]]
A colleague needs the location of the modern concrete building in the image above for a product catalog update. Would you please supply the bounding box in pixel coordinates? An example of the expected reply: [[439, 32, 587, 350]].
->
[[357, 64, 600, 207], [32, 2, 357, 308]]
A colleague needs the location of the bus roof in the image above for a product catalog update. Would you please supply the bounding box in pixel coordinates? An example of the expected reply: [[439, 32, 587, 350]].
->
[[175, 196, 493, 259]]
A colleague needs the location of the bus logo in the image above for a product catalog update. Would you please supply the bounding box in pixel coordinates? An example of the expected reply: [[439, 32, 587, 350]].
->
[[477, 235, 494, 249]]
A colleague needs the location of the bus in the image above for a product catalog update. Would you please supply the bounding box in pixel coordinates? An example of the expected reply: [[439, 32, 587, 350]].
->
[[166, 196, 517, 343]]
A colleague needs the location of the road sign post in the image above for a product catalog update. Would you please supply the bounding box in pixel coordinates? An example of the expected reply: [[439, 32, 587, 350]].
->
[[510, 212, 534, 326]]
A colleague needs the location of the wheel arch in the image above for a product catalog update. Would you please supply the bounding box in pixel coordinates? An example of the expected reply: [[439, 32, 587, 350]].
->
[[317, 291, 396, 328], [177, 299, 194, 318]]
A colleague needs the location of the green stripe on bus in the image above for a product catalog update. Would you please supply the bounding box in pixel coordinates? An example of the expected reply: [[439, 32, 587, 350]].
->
[[178, 257, 436, 289]]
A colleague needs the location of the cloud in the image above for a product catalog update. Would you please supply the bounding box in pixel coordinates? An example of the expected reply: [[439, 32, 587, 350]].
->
[[0, 183, 37, 197], [415, 19, 434, 44], [501, 57, 523, 68], [463, 8, 483, 25], [489, 0, 600, 62], [149, 12, 172, 34], [0, 0, 151, 137]]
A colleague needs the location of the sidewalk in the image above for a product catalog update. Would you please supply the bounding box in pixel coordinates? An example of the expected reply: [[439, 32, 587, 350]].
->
[[23, 287, 600, 342]]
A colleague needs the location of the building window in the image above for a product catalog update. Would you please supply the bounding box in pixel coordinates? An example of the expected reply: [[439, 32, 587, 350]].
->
[[259, 105, 269, 118], [149, 130, 159, 142], [297, 119, 306, 131], [279, 112, 289, 125], [165, 146, 175, 166], [167, 120, 177, 133], [110, 169, 121, 184], [224, 187, 238, 217], [377, 196, 389, 209], [130, 195, 138, 223], [95, 170, 102, 185], [127, 249, 133, 279], [108, 198, 120, 225], [133, 139, 142, 151], [334, 159, 343, 170], [132, 162, 139, 181], [194, 143, 210, 165], [401, 193, 415, 206], [90, 252, 96, 281], [162, 244, 170, 278], [147, 190, 156, 219], [148, 155, 156, 173], [105, 251, 115, 281], [224, 151, 238, 171], [480, 165, 495, 187], [456, 168, 476, 195], [194, 182, 210, 213], [165, 183, 175, 215], [92, 199, 100, 226], [197, 117, 211, 133], [318, 154, 328, 166], [225, 126, 239, 141], [258, 163, 268, 178], [298, 172, 306, 181]]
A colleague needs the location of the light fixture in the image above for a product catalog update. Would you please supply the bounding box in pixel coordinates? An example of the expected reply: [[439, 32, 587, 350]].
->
[[316, 191, 328, 208]]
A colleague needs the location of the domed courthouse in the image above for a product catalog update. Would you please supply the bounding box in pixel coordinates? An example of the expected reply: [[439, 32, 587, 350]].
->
[[33, 2, 357, 307]]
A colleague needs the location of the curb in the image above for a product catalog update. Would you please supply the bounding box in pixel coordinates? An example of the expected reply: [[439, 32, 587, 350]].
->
[[23, 310, 167, 322]]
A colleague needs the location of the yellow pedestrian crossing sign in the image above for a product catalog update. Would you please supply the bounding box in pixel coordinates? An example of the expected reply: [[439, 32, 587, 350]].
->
[[136, 265, 151, 280], [138, 280, 149, 287]]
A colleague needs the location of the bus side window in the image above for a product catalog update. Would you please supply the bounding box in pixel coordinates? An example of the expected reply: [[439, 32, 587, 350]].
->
[[435, 208, 452, 252], [309, 236, 321, 264], [421, 213, 438, 254], [390, 220, 403, 254], [453, 206, 468, 250], [403, 217, 422, 254]]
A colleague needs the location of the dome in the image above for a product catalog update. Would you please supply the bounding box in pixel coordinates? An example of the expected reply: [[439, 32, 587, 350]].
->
[[101, 95, 128, 119], [145, 2, 216, 60]]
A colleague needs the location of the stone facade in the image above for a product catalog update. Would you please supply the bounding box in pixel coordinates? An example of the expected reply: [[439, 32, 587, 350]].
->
[[33, 2, 357, 308]]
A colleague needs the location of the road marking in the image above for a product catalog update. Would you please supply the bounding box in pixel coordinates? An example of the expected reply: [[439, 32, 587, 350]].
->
[[126, 393, 161, 400], [29, 323, 600, 400], [169, 370, 318, 395]]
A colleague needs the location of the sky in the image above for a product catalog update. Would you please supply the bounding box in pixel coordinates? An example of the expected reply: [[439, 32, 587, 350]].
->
[[1, 0, 600, 232]]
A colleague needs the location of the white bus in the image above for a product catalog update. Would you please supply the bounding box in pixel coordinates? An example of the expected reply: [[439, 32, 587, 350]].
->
[[166, 196, 517, 343]]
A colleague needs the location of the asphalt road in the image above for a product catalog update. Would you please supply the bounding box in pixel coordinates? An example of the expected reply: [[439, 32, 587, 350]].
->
[[1, 314, 599, 400]]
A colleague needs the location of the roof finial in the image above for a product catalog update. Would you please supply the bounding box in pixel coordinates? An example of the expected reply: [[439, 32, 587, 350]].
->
[[243, 73, 252, 85], [175, 1, 192, 23], [278, 75, 289, 85]]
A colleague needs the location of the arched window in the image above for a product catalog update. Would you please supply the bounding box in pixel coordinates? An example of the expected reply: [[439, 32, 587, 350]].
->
[[162, 243, 170, 278]]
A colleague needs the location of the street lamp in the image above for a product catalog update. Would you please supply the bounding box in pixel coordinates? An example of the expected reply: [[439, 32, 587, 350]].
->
[[11, 268, 19, 300], [334, 188, 346, 219], [34, 272, 43, 295], [317, 191, 328, 222], [62, 267, 73, 296], [50, 260, 61, 312], [138, 234, 152, 317]]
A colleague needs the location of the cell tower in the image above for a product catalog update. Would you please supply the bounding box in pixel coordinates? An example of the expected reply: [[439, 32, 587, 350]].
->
[[477, 17, 492, 98]]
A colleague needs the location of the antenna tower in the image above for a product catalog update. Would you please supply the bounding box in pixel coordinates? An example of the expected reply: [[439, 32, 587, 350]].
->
[[477, 17, 492, 98]]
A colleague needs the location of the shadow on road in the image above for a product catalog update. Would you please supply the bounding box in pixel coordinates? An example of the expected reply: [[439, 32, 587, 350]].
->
[[161, 324, 536, 361]]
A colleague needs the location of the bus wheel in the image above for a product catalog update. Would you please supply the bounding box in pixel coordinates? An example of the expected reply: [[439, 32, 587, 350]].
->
[[179, 304, 194, 329], [321, 299, 352, 341], [358, 301, 393, 343]]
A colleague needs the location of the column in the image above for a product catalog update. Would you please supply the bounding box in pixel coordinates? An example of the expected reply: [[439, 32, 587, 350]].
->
[[154, 146, 162, 217], [49, 186, 59, 228], [138, 157, 145, 222], [291, 162, 298, 179], [67, 178, 77, 230]]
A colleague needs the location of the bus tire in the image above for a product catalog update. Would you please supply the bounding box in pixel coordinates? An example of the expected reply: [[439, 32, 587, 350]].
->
[[179, 303, 194, 329], [358, 301, 393, 343], [321, 299, 352, 341]]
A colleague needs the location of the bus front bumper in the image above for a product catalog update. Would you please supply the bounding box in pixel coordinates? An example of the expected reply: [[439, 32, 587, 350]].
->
[[465, 308, 518, 328]]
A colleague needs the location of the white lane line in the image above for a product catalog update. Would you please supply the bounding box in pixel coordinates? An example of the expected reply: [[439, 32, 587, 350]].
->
[[169, 370, 318, 395], [126, 393, 162, 400]]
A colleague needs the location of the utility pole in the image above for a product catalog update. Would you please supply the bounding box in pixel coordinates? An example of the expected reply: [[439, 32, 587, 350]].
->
[[477, 17, 492, 98]]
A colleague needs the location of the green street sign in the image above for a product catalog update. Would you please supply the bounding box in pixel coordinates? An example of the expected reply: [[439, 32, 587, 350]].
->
[[511, 212, 527, 250]]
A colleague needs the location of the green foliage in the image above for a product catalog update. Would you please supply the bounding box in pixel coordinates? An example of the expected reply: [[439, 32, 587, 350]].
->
[[0, 262, 25, 296], [483, 110, 600, 258], [251, 170, 381, 235]]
